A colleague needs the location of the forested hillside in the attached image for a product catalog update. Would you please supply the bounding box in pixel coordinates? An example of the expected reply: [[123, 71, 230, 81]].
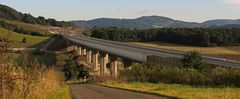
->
[[90, 27, 240, 47], [0, 4, 74, 27]]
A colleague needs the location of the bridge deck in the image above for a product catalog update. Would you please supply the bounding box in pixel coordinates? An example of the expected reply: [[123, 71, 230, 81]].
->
[[63, 35, 240, 69]]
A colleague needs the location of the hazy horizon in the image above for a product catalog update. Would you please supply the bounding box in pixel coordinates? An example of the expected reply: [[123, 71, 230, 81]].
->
[[1, 0, 240, 22]]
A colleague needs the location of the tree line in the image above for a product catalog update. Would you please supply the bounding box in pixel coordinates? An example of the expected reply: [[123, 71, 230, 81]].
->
[[0, 20, 46, 36], [0, 4, 74, 27], [90, 27, 240, 47]]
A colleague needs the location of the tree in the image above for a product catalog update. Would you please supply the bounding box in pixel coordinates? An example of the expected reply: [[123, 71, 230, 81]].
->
[[77, 64, 89, 80], [22, 37, 27, 43], [182, 51, 204, 70]]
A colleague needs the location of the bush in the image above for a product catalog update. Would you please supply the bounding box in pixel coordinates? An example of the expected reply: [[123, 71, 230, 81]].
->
[[182, 51, 204, 70], [119, 64, 240, 87], [22, 37, 27, 43]]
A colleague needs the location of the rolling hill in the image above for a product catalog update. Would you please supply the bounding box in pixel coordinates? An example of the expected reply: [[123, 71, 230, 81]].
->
[[202, 19, 240, 27], [0, 4, 74, 27], [0, 4, 78, 36], [71, 16, 240, 29], [70, 16, 201, 29]]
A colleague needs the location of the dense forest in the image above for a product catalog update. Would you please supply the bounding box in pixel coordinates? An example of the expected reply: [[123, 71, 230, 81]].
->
[[90, 27, 240, 47], [0, 4, 74, 27]]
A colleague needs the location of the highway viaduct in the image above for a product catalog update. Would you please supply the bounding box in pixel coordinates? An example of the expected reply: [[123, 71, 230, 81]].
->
[[59, 34, 240, 77]]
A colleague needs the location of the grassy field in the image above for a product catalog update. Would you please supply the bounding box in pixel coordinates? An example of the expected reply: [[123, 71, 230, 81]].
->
[[101, 82, 240, 99], [0, 28, 48, 48], [4, 20, 51, 35], [129, 42, 240, 61]]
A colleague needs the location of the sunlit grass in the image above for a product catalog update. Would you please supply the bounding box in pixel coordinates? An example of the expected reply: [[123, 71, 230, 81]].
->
[[129, 42, 240, 61], [129, 42, 240, 55], [4, 20, 50, 35], [0, 28, 48, 48], [101, 82, 240, 99]]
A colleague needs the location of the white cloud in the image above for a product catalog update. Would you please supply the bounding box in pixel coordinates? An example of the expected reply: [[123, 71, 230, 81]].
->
[[225, 0, 240, 6]]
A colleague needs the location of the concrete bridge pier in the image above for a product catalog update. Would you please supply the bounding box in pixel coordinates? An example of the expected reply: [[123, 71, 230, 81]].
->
[[100, 53, 109, 77], [74, 45, 78, 52], [111, 57, 123, 77], [86, 49, 92, 63], [92, 51, 100, 71], [77, 46, 82, 55], [81, 48, 87, 60]]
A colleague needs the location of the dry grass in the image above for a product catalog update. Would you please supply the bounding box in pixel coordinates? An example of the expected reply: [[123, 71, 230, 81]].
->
[[0, 53, 71, 99], [101, 82, 240, 99], [129, 42, 240, 61]]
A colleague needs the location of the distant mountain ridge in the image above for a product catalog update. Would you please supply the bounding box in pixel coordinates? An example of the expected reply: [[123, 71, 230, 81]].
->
[[70, 16, 240, 29], [202, 19, 240, 27]]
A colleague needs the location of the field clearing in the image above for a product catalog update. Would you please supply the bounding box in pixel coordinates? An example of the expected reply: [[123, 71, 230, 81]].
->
[[101, 82, 240, 99], [129, 42, 240, 61], [0, 28, 48, 48]]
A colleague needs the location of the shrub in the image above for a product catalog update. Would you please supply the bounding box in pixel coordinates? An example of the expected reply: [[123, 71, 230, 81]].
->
[[119, 64, 240, 87], [22, 37, 27, 43], [182, 51, 204, 70]]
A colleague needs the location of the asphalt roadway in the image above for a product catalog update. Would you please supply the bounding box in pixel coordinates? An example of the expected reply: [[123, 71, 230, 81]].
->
[[65, 35, 240, 69], [70, 84, 170, 99]]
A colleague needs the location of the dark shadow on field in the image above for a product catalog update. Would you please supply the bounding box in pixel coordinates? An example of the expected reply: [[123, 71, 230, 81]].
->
[[16, 36, 69, 66], [28, 37, 51, 49], [16, 52, 58, 66]]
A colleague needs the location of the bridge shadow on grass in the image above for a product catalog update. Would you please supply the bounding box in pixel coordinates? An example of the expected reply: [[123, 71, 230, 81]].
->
[[16, 52, 58, 66], [15, 38, 65, 67], [28, 38, 51, 49]]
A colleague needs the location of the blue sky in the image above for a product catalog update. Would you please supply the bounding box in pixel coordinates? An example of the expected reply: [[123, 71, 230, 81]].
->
[[1, 0, 240, 22]]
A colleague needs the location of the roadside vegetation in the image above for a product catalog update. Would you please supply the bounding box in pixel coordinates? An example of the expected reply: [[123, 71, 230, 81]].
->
[[101, 82, 240, 99], [100, 51, 240, 98], [0, 49, 70, 99], [62, 52, 90, 83]]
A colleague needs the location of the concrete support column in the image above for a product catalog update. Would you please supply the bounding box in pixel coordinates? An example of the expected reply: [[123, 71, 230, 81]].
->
[[92, 51, 99, 71], [87, 50, 92, 63], [111, 60, 118, 77], [82, 48, 86, 55], [78, 46, 82, 55], [111, 57, 123, 77], [74, 45, 78, 52], [100, 53, 109, 77]]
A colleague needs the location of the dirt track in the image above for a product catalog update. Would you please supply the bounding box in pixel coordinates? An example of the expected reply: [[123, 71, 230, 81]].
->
[[70, 84, 169, 99]]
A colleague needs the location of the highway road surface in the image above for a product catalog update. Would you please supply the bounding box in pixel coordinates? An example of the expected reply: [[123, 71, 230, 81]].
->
[[70, 84, 169, 99], [63, 34, 240, 69]]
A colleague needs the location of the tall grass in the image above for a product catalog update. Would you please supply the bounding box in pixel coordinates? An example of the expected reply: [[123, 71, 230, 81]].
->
[[0, 53, 67, 99], [0, 37, 69, 99]]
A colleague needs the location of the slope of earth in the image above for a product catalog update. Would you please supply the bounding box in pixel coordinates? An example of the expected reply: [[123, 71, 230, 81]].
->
[[3, 20, 51, 35], [0, 27, 48, 48]]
